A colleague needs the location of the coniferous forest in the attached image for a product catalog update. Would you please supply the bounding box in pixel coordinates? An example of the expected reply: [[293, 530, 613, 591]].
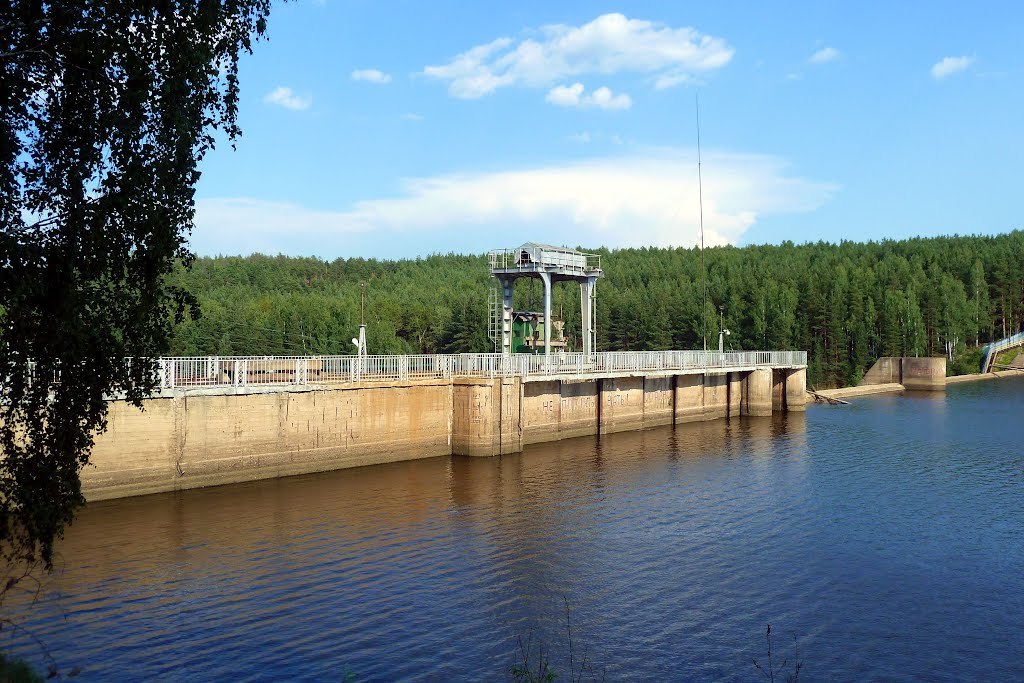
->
[[169, 231, 1024, 388]]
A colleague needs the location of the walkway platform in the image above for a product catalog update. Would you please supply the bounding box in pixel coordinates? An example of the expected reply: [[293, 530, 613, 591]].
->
[[152, 350, 808, 394]]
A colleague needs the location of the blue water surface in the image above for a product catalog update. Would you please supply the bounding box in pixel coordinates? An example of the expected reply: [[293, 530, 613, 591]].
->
[[7, 378, 1024, 681]]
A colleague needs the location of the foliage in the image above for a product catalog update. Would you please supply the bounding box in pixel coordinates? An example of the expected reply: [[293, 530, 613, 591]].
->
[[168, 231, 1024, 388], [0, 2, 272, 570], [948, 346, 984, 376], [0, 653, 43, 683]]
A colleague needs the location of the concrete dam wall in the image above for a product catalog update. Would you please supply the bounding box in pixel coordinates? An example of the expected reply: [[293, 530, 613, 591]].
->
[[84, 368, 807, 501], [860, 356, 946, 391]]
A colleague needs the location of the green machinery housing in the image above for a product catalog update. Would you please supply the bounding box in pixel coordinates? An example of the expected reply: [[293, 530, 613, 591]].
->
[[510, 310, 567, 355]]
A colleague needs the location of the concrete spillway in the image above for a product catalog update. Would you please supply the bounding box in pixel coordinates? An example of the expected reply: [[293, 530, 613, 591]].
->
[[85, 364, 806, 501]]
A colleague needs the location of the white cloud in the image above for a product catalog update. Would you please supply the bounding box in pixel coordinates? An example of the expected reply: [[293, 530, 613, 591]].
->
[[423, 13, 733, 99], [351, 68, 392, 84], [546, 83, 632, 110], [193, 150, 835, 255], [809, 47, 840, 64], [931, 56, 974, 79], [568, 131, 591, 143], [263, 86, 312, 111], [400, 112, 424, 122]]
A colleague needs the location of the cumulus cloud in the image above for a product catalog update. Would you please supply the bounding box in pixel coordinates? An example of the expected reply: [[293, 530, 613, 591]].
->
[[931, 56, 974, 79], [423, 13, 733, 98], [263, 86, 312, 110], [351, 68, 392, 84], [809, 47, 840, 64], [546, 83, 632, 110], [193, 150, 835, 256]]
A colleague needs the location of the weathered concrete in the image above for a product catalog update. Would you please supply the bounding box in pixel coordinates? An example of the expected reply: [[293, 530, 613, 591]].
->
[[744, 368, 774, 416], [727, 373, 743, 418], [87, 366, 808, 501], [521, 380, 559, 445], [86, 379, 454, 501], [558, 380, 599, 439], [703, 373, 729, 420], [599, 376, 646, 434], [674, 374, 705, 424], [771, 369, 787, 412], [900, 357, 946, 391], [860, 356, 946, 391], [785, 368, 808, 412], [643, 377, 674, 427], [452, 377, 522, 456]]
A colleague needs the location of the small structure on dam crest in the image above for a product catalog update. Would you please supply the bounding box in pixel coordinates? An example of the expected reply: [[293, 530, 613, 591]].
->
[[488, 243, 603, 357]]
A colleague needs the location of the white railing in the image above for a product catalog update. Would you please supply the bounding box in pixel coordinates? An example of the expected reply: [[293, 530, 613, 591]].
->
[[982, 331, 1024, 372], [153, 350, 807, 390]]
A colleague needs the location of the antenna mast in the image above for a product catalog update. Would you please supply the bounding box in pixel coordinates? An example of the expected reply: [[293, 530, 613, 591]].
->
[[697, 94, 708, 352], [360, 282, 365, 326]]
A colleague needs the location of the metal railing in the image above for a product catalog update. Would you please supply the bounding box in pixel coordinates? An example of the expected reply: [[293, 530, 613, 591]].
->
[[154, 350, 806, 391], [488, 249, 602, 273], [981, 331, 1024, 372]]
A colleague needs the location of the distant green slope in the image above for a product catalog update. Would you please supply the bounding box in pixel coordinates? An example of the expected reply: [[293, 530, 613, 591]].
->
[[169, 231, 1024, 388]]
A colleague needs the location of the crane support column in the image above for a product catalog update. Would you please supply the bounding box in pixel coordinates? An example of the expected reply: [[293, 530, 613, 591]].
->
[[501, 277, 514, 355], [581, 275, 598, 357], [539, 271, 552, 359]]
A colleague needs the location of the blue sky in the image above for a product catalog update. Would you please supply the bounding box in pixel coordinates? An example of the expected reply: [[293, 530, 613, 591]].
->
[[192, 1, 1023, 258]]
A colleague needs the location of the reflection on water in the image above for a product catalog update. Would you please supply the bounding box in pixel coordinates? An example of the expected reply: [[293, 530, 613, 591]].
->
[[6, 382, 1024, 681]]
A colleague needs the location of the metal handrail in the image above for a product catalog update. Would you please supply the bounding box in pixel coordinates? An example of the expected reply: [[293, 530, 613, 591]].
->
[[981, 331, 1024, 372], [151, 350, 807, 390]]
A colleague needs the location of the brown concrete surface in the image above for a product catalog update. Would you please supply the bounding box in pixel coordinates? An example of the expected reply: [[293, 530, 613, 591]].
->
[[861, 356, 946, 391], [785, 368, 808, 411], [522, 380, 559, 445], [558, 381, 599, 439], [703, 373, 728, 420], [599, 376, 646, 434], [900, 357, 946, 391], [643, 377, 674, 427], [771, 370, 787, 412], [87, 379, 454, 501], [86, 367, 809, 501], [744, 368, 773, 416], [674, 374, 705, 423]]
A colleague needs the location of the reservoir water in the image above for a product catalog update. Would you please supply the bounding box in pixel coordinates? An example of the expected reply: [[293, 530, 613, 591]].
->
[[7, 378, 1024, 680]]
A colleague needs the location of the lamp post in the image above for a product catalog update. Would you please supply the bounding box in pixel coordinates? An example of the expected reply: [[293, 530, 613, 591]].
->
[[718, 305, 730, 354]]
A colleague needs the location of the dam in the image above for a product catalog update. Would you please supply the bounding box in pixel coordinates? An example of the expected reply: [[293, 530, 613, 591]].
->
[[86, 350, 808, 500], [85, 245, 808, 500]]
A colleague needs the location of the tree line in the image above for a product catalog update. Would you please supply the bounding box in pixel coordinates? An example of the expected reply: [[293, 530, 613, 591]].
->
[[168, 231, 1024, 388]]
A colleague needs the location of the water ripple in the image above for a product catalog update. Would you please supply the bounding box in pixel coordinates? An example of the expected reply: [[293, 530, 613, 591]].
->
[[5, 379, 1024, 680]]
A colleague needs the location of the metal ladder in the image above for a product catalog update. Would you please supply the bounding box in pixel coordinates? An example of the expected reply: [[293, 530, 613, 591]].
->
[[487, 279, 502, 352]]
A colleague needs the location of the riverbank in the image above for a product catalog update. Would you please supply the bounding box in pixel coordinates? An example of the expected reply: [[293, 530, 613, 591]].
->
[[947, 369, 1024, 384], [811, 383, 904, 400], [812, 370, 1023, 401]]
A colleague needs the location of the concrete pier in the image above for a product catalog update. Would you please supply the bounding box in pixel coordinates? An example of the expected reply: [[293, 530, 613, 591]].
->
[[860, 356, 946, 391], [84, 365, 808, 501]]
